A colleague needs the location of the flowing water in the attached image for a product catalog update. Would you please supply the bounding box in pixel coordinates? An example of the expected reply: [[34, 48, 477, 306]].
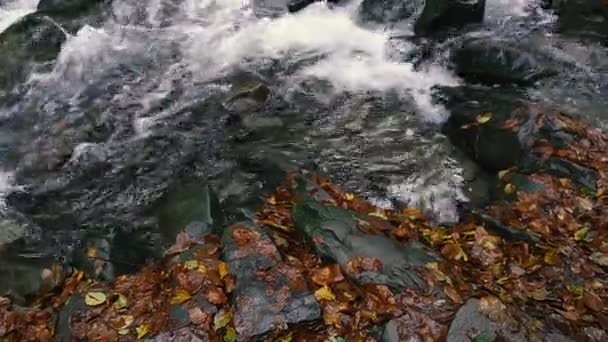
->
[[0, 0, 606, 282]]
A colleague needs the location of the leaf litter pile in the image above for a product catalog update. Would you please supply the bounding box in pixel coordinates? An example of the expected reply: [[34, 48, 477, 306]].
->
[[2, 112, 608, 341]]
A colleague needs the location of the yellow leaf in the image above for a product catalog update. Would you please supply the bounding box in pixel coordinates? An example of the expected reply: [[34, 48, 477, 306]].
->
[[574, 227, 591, 242], [85, 292, 107, 306], [498, 169, 510, 180], [219, 262, 229, 280], [214, 308, 233, 330], [425, 262, 453, 285], [118, 329, 130, 336], [368, 211, 387, 220], [223, 327, 237, 342], [314, 286, 336, 302], [476, 112, 493, 124], [276, 333, 293, 342], [171, 289, 192, 305], [567, 285, 584, 299], [267, 196, 277, 205], [197, 264, 208, 274], [345, 193, 355, 201], [116, 315, 134, 331], [403, 208, 424, 220], [87, 247, 98, 259], [504, 183, 516, 194], [543, 250, 561, 266], [75, 271, 84, 281], [136, 325, 150, 340], [559, 178, 571, 187], [114, 294, 128, 310], [453, 238, 469, 262], [184, 260, 198, 270]]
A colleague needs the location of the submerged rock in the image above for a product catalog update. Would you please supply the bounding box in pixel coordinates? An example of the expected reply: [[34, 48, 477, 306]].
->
[[221, 222, 321, 338], [451, 38, 556, 85], [414, 0, 485, 36], [549, 0, 608, 42], [293, 196, 437, 293]]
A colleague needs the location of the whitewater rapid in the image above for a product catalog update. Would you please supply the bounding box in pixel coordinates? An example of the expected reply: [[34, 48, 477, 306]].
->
[[0, 0, 38, 33]]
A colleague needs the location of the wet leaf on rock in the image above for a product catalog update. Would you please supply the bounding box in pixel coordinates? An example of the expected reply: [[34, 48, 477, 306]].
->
[[114, 315, 134, 331], [85, 292, 107, 306], [504, 183, 517, 194], [314, 286, 336, 302], [189, 307, 211, 327], [444, 286, 463, 304], [476, 112, 493, 124], [543, 250, 561, 266]]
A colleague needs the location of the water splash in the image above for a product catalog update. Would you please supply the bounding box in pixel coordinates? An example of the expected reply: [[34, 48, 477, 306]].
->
[[0, 0, 39, 33]]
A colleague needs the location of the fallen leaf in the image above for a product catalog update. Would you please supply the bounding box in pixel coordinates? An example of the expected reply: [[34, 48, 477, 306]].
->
[[476, 112, 493, 124], [543, 250, 561, 266], [224, 327, 237, 342], [214, 308, 233, 330], [574, 227, 591, 242], [368, 211, 387, 220], [345, 193, 355, 201], [189, 307, 210, 326], [115, 315, 134, 331], [314, 286, 336, 302], [403, 208, 425, 220], [504, 183, 517, 195], [498, 169, 511, 180], [276, 333, 293, 342], [590, 252, 608, 266], [207, 287, 228, 305], [85, 292, 107, 306], [136, 325, 150, 340], [118, 329, 130, 336], [311, 265, 344, 286], [218, 262, 229, 280], [444, 286, 463, 304], [583, 291, 604, 312], [114, 294, 128, 310], [184, 260, 198, 270], [171, 289, 192, 305], [197, 264, 208, 274]]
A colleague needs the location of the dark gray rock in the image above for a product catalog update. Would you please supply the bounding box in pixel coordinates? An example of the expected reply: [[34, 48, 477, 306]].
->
[[550, 0, 608, 42], [451, 38, 557, 85], [155, 183, 224, 241], [0, 14, 66, 95], [414, 0, 485, 36], [221, 221, 321, 338], [359, 0, 422, 24], [292, 195, 437, 293], [447, 299, 526, 342]]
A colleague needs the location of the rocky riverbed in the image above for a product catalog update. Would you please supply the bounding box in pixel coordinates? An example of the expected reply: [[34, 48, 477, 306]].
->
[[0, 0, 607, 340]]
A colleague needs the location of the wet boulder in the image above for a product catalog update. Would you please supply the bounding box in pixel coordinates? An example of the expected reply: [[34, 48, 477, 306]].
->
[[221, 222, 321, 338], [435, 85, 599, 191], [36, 0, 112, 33], [0, 13, 66, 95], [414, 0, 485, 36], [451, 38, 557, 85], [549, 0, 608, 42], [292, 197, 437, 292], [447, 298, 526, 342], [359, 0, 423, 24]]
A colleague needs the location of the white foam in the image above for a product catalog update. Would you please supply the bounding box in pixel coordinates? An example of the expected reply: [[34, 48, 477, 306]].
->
[[182, 1, 458, 122], [0, 171, 19, 207], [0, 0, 39, 33]]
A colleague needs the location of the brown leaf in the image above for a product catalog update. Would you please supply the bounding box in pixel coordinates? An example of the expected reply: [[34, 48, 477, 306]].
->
[[583, 291, 604, 312], [189, 307, 211, 327], [232, 225, 260, 246], [207, 287, 228, 305], [444, 286, 463, 304], [311, 265, 344, 286]]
